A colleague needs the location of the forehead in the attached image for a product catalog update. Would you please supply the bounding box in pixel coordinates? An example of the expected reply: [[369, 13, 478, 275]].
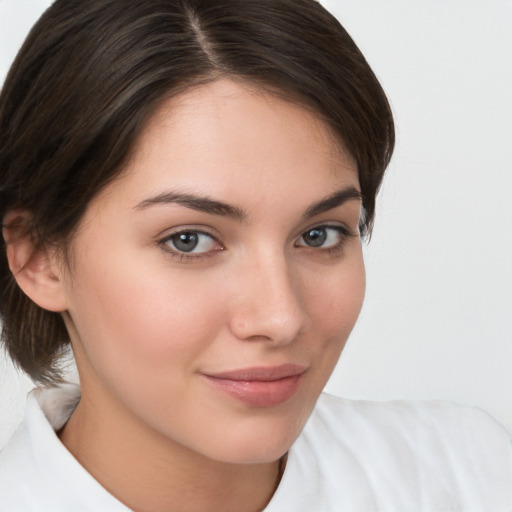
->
[[143, 79, 349, 153], [94, 79, 359, 214]]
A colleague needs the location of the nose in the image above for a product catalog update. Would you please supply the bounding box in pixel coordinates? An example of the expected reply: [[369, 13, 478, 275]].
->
[[228, 251, 308, 345]]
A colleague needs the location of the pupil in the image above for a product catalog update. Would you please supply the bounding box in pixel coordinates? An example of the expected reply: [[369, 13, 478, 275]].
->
[[305, 228, 326, 247], [174, 232, 199, 252]]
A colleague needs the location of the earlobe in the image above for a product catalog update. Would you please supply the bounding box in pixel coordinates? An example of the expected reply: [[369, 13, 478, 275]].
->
[[3, 210, 68, 313]]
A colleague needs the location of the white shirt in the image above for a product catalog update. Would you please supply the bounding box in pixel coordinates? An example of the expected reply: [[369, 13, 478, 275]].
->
[[1, 384, 511, 511]]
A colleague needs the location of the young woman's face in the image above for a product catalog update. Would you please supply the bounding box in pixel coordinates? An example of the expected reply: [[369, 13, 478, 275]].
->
[[60, 79, 365, 464]]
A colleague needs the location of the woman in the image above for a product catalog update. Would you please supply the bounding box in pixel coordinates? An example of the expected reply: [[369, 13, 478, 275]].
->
[[0, 1, 510, 511]]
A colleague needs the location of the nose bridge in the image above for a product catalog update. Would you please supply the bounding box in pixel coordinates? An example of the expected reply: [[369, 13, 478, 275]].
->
[[230, 246, 307, 344]]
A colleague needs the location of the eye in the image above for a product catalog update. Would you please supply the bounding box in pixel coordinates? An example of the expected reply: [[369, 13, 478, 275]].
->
[[296, 225, 352, 250], [161, 230, 221, 255]]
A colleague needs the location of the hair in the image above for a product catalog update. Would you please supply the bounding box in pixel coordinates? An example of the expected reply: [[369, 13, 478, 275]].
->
[[0, 0, 394, 385]]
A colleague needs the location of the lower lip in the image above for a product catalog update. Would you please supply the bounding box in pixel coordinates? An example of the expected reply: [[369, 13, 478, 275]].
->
[[203, 374, 303, 407]]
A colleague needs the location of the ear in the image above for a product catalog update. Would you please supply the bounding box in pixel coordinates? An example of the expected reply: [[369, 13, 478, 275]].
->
[[2, 210, 68, 312]]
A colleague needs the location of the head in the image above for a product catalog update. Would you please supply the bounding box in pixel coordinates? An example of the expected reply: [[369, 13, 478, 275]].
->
[[0, 0, 393, 463]]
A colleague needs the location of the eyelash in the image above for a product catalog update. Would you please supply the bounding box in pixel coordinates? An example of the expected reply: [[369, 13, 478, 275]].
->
[[158, 224, 356, 262], [296, 225, 356, 257], [159, 229, 222, 262]]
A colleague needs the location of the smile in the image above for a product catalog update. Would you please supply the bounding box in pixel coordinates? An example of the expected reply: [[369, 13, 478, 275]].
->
[[202, 364, 307, 407]]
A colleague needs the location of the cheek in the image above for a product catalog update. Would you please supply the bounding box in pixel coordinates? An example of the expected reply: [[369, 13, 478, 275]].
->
[[64, 254, 231, 435], [65, 247, 225, 376], [303, 249, 366, 375], [309, 253, 365, 335]]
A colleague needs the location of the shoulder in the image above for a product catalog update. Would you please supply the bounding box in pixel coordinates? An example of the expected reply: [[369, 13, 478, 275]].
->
[[308, 392, 512, 469], [312, 392, 512, 445], [0, 384, 129, 512], [296, 393, 512, 509], [0, 394, 49, 511]]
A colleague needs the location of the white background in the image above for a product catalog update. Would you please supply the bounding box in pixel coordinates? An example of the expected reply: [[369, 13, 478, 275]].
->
[[1, 0, 511, 447]]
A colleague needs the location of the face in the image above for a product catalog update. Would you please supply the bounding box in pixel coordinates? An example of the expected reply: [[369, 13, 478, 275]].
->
[[59, 79, 365, 464]]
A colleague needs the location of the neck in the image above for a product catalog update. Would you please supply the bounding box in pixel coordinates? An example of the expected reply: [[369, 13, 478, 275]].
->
[[58, 385, 283, 512]]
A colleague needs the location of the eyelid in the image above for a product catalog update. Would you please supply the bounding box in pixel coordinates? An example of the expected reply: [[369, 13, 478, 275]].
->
[[156, 224, 220, 240], [296, 222, 356, 240], [294, 223, 357, 254], [155, 221, 357, 263], [157, 227, 224, 260]]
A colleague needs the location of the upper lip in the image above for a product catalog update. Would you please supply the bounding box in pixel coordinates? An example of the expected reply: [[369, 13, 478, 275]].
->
[[204, 364, 307, 382]]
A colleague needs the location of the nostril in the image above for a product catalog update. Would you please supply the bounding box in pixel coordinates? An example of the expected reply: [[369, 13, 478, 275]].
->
[[229, 295, 306, 345], [228, 256, 307, 344]]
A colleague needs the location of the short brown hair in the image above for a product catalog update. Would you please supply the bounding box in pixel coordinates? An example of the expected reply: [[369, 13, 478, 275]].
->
[[0, 0, 394, 384]]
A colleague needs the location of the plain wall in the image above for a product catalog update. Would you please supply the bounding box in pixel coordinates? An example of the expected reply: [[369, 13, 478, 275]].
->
[[1, 0, 511, 448]]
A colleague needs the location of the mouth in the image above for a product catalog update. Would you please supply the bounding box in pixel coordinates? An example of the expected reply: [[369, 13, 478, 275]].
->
[[201, 364, 307, 407]]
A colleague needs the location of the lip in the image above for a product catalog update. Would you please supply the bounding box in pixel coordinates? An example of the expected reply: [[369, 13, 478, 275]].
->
[[202, 364, 307, 407]]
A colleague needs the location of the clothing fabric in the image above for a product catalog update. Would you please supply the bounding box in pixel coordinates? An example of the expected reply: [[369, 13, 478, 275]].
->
[[0, 384, 511, 511]]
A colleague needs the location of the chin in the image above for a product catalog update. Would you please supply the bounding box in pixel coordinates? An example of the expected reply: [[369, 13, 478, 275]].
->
[[205, 436, 292, 466], [191, 403, 314, 465]]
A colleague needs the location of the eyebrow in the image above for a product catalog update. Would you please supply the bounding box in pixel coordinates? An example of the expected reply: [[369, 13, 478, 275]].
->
[[302, 186, 362, 219], [134, 186, 362, 221], [135, 192, 247, 221]]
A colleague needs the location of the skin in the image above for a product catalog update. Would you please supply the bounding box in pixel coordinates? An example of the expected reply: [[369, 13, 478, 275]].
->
[[14, 79, 366, 512]]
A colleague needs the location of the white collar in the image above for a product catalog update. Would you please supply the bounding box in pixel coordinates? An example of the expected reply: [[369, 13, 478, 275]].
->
[[0, 383, 132, 511], [0, 383, 304, 511]]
